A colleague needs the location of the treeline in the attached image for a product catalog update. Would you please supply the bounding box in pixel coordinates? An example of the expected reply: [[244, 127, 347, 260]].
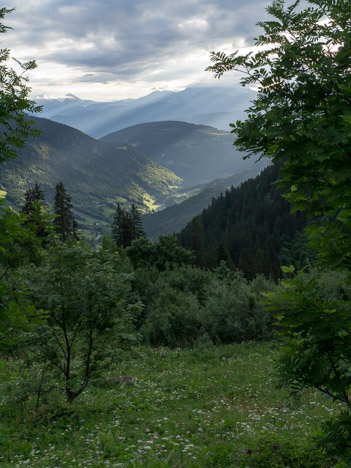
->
[[178, 164, 313, 280], [0, 178, 279, 407]]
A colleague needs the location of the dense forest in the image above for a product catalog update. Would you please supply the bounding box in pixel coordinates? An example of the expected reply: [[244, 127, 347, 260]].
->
[[1, 0, 351, 466], [178, 163, 313, 279]]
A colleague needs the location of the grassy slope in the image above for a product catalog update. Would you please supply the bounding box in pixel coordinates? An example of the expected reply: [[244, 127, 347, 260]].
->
[[0, 343, 343, 467]]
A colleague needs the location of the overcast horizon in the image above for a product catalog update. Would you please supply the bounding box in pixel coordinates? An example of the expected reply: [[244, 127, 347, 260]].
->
[[3, 0, 274, 102]]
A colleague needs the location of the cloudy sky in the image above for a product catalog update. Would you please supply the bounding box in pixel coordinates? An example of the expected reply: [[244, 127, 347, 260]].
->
[[3, 0, 272, 101]]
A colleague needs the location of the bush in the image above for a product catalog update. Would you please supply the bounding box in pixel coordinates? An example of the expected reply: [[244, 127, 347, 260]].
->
[[202, 267, 276, 343], [135, 262, 276, 347]]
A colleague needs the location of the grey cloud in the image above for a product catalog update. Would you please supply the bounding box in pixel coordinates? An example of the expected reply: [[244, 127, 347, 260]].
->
[[5, 0, 271, 81]]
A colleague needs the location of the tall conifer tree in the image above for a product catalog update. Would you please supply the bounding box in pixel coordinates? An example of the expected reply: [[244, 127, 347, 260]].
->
[[21, 182, 49, 239], [112, 203, 145, 248], [53, 182, 79, 241], [21, 182, 45, 215]]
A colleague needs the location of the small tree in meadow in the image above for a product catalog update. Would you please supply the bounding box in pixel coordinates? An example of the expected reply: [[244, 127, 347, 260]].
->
[[27, 241, 137, 404]]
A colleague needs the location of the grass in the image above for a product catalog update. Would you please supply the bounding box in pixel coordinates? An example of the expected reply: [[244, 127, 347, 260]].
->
[[0, 343, 346, 467]]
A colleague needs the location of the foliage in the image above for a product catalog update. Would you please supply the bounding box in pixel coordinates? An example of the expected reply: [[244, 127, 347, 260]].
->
[[0, 199, 44, 269], [112, 203, 144, 248], [25, 240, 137, 404], [179, 164, 308, 278], [267, 269, 351, 407], [0, 200, 47, 351], [21, 181, 46, 215], [140, 286, 203, 348], [20, 182, 52, 243], [202, 264, 276, 343], [127, 234, 194, 271], [132, 262, 276, 347], [0, 7, 42, 164], [207, 0, 351, 449], [53, 181, 79, 241], [207, 0, 351, 269]]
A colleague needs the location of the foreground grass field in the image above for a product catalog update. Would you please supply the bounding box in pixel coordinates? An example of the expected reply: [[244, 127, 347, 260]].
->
[[0, 343, 346, 467]]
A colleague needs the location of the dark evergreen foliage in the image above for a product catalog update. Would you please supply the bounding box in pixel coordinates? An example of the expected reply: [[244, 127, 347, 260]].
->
[[21, 182, 46, 215], [179, 164, 310, 279], [20, 182, 50, 240], [111, 203, 145, 248], [53, 182, 79, 241]]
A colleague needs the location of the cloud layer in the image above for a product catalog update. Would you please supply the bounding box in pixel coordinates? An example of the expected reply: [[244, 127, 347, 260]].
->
[[3, 0, 271, 100]]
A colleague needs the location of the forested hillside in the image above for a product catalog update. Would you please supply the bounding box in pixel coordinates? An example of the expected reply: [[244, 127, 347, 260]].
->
[[101, 121, 267, 185], [178, 164, 312, 279], [143, 165, 266, 239], [0, 117, 181, 231]]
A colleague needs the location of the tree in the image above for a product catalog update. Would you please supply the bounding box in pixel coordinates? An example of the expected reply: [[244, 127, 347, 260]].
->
[[207, 0, 351, 450], [131, 203, 145, 239], [27, 241, 137, 404], [126, 234, 194, 271], [111, 203, 124, 247], [53, 182, 79, 241], [0, 7, 41, 164], [21, 182, 46, 215], [207, 0, 351, 269], [0, 201, 46, 352], [21, 182, 51, 242], [111, 203, 145, 248]]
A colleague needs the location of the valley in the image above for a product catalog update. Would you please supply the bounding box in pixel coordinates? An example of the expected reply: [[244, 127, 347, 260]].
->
[[0, 115, 265, 241], [1, 0, 351, 465]]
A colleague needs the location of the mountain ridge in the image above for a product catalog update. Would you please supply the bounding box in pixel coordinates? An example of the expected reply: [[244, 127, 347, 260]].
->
[[101, 120, 267, 186], [0, 117, 182, 235], [34, 86, 255, 138]]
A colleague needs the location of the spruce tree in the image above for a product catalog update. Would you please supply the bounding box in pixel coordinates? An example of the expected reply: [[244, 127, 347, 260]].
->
[[131, 204, 145, 239], [21, 182, 49, 239], [21, 182, 45, 215], [111, 203, 124, 247], [112, 203, 145, 248], [53, 182, 79, 241]]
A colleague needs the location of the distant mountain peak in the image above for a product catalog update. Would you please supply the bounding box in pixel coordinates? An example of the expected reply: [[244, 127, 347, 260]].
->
[[65, 93, 81, 100]]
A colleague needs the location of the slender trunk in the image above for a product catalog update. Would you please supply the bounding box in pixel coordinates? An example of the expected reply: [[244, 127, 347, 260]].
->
[[65, 330, 94, 404], [35, 365, 46, 409]]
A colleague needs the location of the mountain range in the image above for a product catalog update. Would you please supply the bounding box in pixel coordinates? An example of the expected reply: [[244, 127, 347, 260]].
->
[[35, 86, 256, 138]]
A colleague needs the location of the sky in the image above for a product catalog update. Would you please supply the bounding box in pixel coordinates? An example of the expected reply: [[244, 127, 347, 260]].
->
[[3, 0, 272, 101]]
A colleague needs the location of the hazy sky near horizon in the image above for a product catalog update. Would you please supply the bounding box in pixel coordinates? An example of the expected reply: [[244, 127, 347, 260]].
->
[[3, 0, 273, 101]]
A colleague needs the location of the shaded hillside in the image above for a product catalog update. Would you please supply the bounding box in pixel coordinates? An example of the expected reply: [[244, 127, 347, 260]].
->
[[143, 166, 265, 240], [35, 87, 255, 137], [101, 121, 267, 186], [178, 164, 313, 279], [0, 117, 182, 230]]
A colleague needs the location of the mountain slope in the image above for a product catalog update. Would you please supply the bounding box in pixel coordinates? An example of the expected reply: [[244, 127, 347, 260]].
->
[[178, 164, 312, 279], [35, 87, 255, 138], [142, 166, 265, 240], [101, 121, 267, 186], [0, 117, 182, 229]]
